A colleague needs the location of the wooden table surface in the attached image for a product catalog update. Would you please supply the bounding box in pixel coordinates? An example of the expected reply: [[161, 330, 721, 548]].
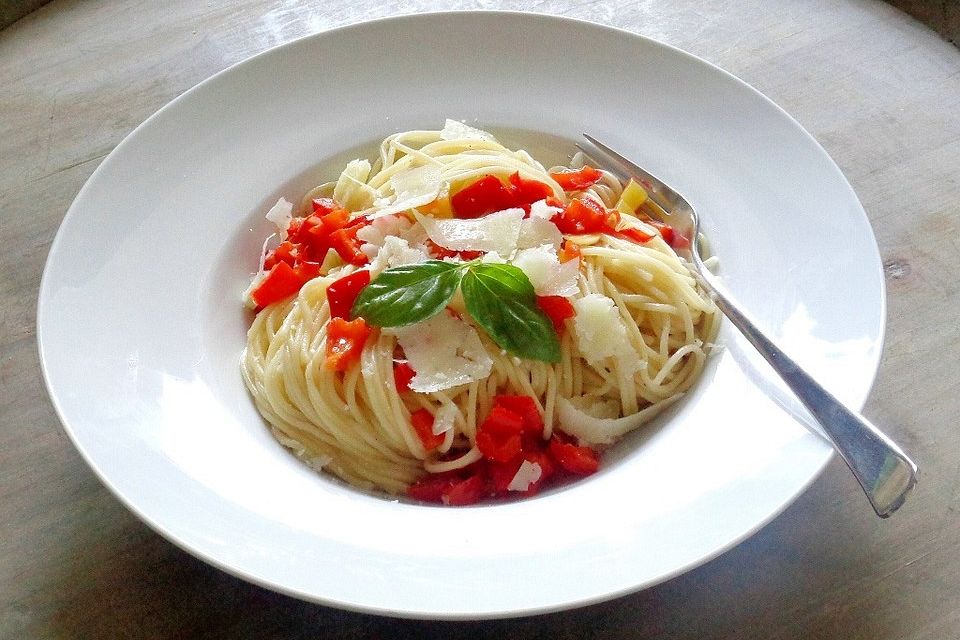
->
[[2, 1, 959, 638]]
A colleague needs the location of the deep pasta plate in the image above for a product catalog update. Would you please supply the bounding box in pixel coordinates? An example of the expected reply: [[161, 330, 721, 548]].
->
[[37, 12, 884, 618]]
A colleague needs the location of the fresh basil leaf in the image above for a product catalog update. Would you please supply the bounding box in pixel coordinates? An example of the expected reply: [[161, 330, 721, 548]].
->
[[461, 263, 561, 363], [351, 261, 464, 327]]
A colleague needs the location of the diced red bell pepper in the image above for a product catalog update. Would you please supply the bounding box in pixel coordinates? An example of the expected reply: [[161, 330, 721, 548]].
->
[[442, 473, 487, 506], [492, 395, 543, 435], [292, 213, 322, 243], [325, 317, 371, 371], [294, 261, 321, 283], [558, 239, 581, 263], [476, 430, 522, 463], [411, 408, 444, 452], [551, 197, 619, 235], [508, 171, 554, 207], [326, 270, 370, 320], [549, 166, 603, 191], [487, 457, 523, 495], [616, 226, 655, 244], [329, 226, 369, 265], [451, 173, 556, 219], [451, 175, 515, 218], [536, 296, 576, 333], [263, 240, 299, 269], [251, 261, 302, 308], [651, 221, 674, 246], [476, 405, 525, 462], [425, 239, 483, 261], [393, 361, 415, 393], [488, 449, 555, 496], [548, 437, 599, 475], [407, 471, 458, 503], [311, 197, 339, 215]]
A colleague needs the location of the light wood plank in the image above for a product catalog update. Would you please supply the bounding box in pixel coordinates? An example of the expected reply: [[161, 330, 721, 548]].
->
[[2, 0, 958, 638]]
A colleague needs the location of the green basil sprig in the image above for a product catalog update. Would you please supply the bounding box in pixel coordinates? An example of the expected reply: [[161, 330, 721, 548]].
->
[[351, 260, 561, 363]]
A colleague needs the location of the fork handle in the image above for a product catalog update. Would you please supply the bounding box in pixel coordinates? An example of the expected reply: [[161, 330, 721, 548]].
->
[[707, 285, 918, 517]]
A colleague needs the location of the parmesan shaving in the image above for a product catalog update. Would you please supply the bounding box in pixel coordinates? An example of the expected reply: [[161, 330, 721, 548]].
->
[[432, 403, 458, 436], [439, 119, 497, 142], [572, 294, 636, 363], [264, 198, 293, 238], [416, 208, 523, 256], [368, 165, 444, 219], [333, 159, 377, 211], [507, 460, 543, 492], [511, 245, 579, 297], [528, 198, 562, 220], [517, 217, 562, 250], [384, 312, 493, 393]]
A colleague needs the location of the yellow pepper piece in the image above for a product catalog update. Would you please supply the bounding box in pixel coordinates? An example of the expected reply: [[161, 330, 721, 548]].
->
[[418, 197, 454, 219], [615, 179, 648, 216]]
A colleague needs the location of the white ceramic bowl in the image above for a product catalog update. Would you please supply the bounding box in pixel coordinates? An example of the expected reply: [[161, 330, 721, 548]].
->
[[37, 12, 883, 618]]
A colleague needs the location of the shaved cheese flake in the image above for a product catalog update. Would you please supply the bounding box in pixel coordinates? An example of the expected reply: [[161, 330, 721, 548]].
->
[[384, 312, 493, 393], [357, 214, 413, 259], [440, 119, 497, 141], [511, 245, 579, 296], [556, 397, 644, 445], [517, 217, 562, 249], [265, 198, 293, 238], [507, 460, 543, 492], [432, 403, 458, 436], [368, 165, 444, 219], [241, 271, 266, 309], [416, 208, 523, 256], [333, 159, 377, 211], [369, 236, 429, 276], [572, 294, 635, 363], [542, 258, 580, 297], [528, 198, 562, 220], [557, 395, 681, 445]]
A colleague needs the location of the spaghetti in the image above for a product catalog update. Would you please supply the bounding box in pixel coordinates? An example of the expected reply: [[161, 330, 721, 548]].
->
[[241, 121, 719, 503]]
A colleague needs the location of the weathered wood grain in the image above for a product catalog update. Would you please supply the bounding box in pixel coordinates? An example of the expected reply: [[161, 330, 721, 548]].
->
[[1, 1, 958, 638]]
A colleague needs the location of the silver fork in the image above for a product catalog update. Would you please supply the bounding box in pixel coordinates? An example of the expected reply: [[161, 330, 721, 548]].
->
[[579, 134, 918, 518]]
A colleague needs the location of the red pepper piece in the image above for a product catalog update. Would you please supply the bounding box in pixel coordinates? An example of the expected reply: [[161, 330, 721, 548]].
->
[[508, 171, 554, 209], [536, 296, 576, 333], [492, 395, 543, 435], [616, 226, 655, 244], [476, 430, 522, 463], [549, 166, 604, 191], [442, 473, 487, 506], [425, 239, 483, 261], [411, 408, 444, 452], [407, 471, 458, 503], [393, 362, 415, 393], [649, 221, 675, 246], [552, 197, 617, 235], [263, 240, 299, 269], [329, 225, 369, 265], [311, 197, 339, 215], [325, 317, 371, 371], [487, 457, 521, 495], [476, 405, 525, 462], [548, 437, 599, 475], [251, 261, 303, 308], [451, 175, 515, 218], [557, 239, 581, 264], [326, 270, 370, 320]]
